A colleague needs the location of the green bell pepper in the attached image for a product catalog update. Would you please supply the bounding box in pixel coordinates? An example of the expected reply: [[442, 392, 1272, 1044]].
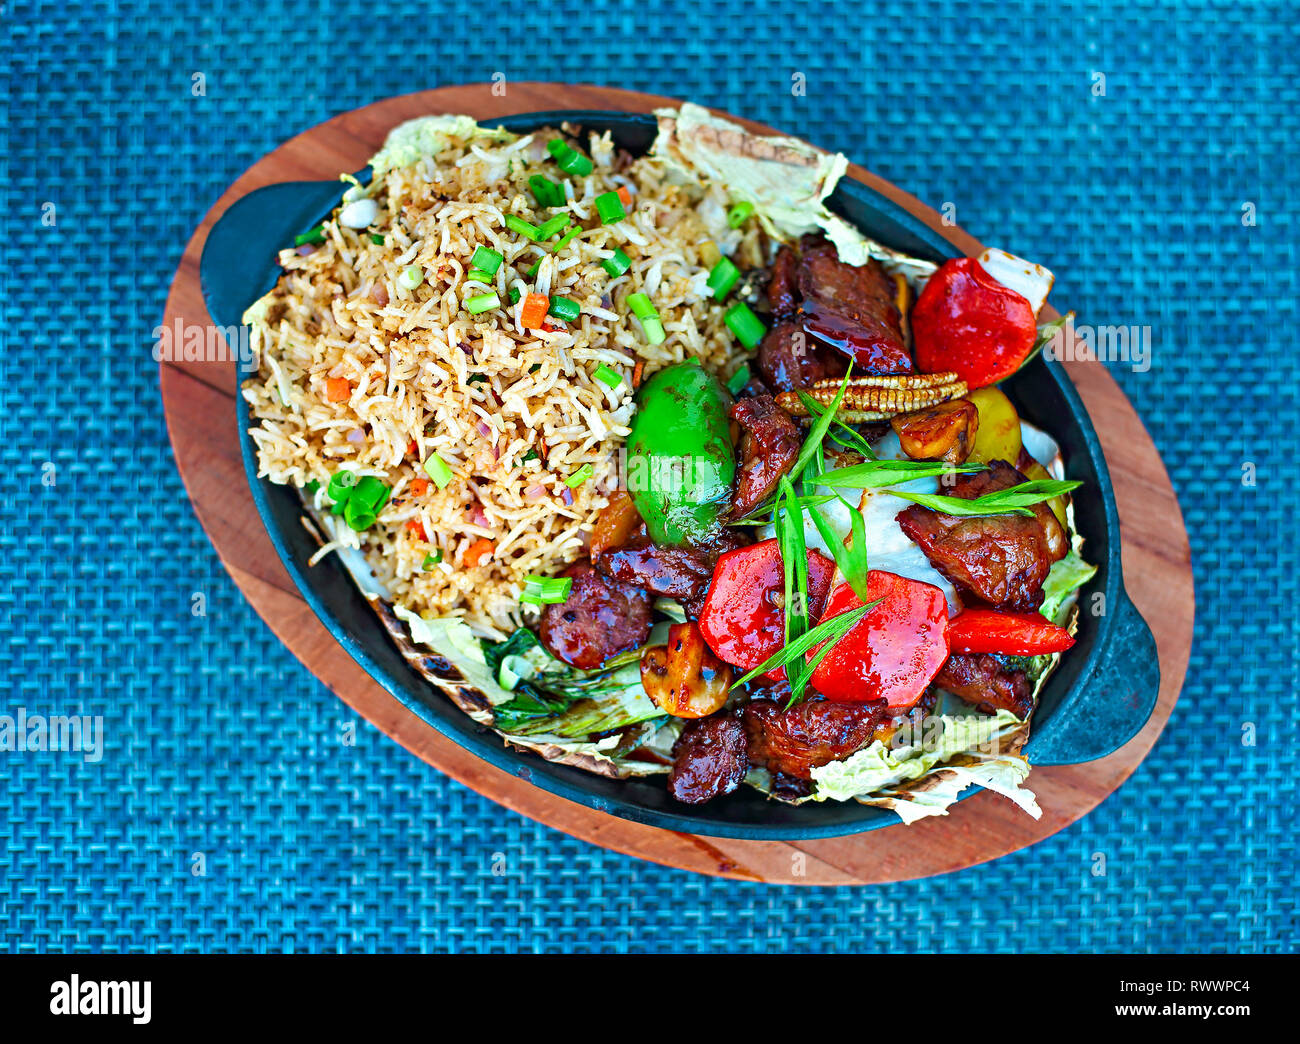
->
[[626, 361, 735, 546]]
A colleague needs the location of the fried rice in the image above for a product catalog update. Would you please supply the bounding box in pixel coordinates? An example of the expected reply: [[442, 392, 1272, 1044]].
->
[[242, 124, 762, 638]]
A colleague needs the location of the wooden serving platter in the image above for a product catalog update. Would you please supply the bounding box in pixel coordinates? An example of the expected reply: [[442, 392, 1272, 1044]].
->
[[159, 84, 1193, 884]]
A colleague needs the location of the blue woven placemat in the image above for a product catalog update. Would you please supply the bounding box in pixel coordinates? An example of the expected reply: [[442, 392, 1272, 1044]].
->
[[2, 0, 1296, 953]]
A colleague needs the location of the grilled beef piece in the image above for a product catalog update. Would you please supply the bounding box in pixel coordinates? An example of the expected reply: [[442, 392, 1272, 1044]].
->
[[742, 697, 890, 779], [729, 395, 803, 519], [796, 235, 913, 375], [595, 526, 748, 602], [756, 320, 848, 393], [895, 460, 1068, 612], [538, 562, 653, 669], [768, 245, 800, 317], [936, 652, 1033, 719], [668, 712, 749, 804]]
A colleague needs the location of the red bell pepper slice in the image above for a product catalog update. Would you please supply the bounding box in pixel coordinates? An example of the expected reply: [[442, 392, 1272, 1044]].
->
[[912, 257, 1037, 388], [698, 538, 836, 683], [807, 571, 950, 708], [947, 608, 1075, 656]]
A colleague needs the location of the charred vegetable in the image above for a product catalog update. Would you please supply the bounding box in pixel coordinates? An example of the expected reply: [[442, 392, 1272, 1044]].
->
[[891, 398, 980, 464], [640, 621, 733, 718]]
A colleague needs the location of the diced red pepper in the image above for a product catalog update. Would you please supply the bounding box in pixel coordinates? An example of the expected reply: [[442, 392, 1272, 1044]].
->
[[698, 538, 836, 683], [912, 257, 1036, 388], [807, 571, 950, 709], [947, 608, 1075, 656], [405, 518, 427, 541]]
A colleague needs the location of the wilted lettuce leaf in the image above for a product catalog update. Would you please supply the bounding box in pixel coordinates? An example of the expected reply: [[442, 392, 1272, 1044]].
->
[[1040, 549, 1098, 623], [810, 710, 1040, 822]]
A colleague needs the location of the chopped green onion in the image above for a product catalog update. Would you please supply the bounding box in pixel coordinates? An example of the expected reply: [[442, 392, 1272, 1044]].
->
[[466, 373, 488, 383], [594, 191, 626, 224], [639, 316, 666, 345], [398, 265, 424, 290], [726, 364, 751, 395], [707, 257, 741, 301], [470, 245, 503, 275], [304, 480, 320, 494], [525, 257, 542, 279], [466, 291, 501, 315], [327, 470, 357, 503], [548, 296, 580, 322], [351, 476, 390, 511], [505, 215, 543, 241], [422, 551, 443, 569], [522, 449, 539, 462], [344, 497, 377, 531], [422, 454, 453, 489], [593, 364, 623, 389], [536, 213, 572, 240], [727, 201, 754, 228], [465, 267, 495, 284], [551, 225, 582, 253], [370, 233, 385, 245], [566, 463, 594, 488], [547, 139, 593, 177], [601, 248, 631, 277], [508, 286, 521, 305], [520, 574, 574, 606], [626, 292, 658, 320], [724, 301, 766, 349], [294, 224, 326, 246], [529, 174, 565, 208]]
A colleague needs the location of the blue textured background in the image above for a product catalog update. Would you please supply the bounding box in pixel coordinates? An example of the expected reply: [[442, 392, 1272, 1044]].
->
[[2, 0, 1296, 953]]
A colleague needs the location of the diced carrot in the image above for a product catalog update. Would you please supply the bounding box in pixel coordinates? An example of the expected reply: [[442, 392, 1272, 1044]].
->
[[464, 538, 495, 568], [407, 439, 418, 456], [325, 377, 351, 403], [520, 293, 549, 329], [405, 518, 427, 541], [409, 478, 429, 497], [617, 186, 632, 209], [632, 360, 644, 388]]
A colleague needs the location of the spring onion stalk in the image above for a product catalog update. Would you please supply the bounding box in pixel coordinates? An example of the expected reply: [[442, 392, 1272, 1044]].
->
[[551, 225, 582, 253], [465, 268, 495, 284], [727, 201, 754, 228], [639, 316, 666, 345], [422, 551, 442, 569], [707, 257, 741, 301], [520, 575, 574, 606], [505, 215, 543, 241], [566, 463, 594, 488], [327, 471, 356, 502], [529, 174, 564, 208], [536, 213, 572, 240], [593, 364, 622, 389], [594, 191, 626, 224], [422, 454, 453, 489], [546, 139, 593, 176], [470, 245, 503, 275], [466, 292, 501, 315], [726, 363, 751, 395], [626, 292, 658, 320], [294, 224, 326, 246], [548, 296, 581, 322], [724, 301, 766, 349], [508, 286, 521, 305], [601, 248, 631, 277], [398, 265, 424, 290]]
